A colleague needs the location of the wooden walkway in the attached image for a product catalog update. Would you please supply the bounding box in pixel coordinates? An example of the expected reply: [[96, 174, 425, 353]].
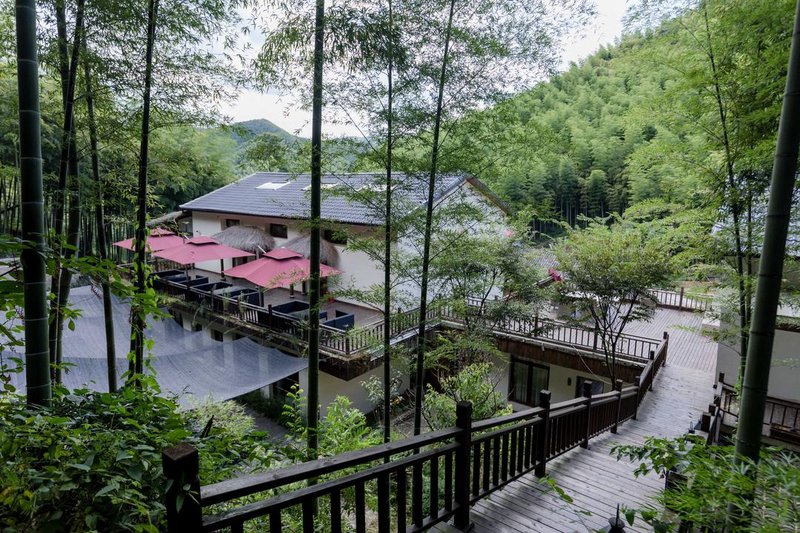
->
[[461, 309, 716, 532]]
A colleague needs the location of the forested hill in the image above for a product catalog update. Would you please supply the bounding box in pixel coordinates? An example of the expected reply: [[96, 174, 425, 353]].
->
[[456, 0, 792, 226], [230, 119, 302, 144]]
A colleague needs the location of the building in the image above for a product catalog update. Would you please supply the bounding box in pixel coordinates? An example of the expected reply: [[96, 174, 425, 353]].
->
[[168, 171, 510, 413], [179, 171, 510, 306]]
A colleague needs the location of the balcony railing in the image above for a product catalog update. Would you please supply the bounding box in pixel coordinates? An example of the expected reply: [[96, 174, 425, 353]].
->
[[650, 287, 713, 312], [716, 373, 800, 445], [163, 344, 668, 532], [152, 274, 668, 366]]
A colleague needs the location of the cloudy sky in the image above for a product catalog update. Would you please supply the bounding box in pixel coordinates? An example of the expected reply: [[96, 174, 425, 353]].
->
[[219, 0, 629, 137]]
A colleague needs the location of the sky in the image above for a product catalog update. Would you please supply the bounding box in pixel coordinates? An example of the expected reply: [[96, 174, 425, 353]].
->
[[218, 0, 629, 137]]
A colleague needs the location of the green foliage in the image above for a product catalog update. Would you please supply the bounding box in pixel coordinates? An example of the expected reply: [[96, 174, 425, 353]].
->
[[422, 362, 511, 430], [148, 127, 237, 210], [183, 396, 255, 440], [613, 435, 800, 531], [451, 0, 794, 230], [0, 386, 276, 532], [280, 386, 383, 459], [555, 218, 676, 381]]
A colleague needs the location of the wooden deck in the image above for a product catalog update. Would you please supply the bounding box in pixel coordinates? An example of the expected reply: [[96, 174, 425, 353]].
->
[[190, 268, 383, 325], [459, 309, 717, 532]]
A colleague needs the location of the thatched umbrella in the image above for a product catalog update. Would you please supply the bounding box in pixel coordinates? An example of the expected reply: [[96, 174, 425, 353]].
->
[[283, 233, 340, 267], [213, 225, 275, 255]]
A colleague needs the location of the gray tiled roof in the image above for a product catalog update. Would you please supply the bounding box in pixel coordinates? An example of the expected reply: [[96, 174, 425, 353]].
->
[[180, 172, 467, 226]]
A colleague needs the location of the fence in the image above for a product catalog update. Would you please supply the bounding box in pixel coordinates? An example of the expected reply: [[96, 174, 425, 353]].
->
[[153, 275, 668, 364], [163, 349, 666, 532], [449, 297, 665, 364], [650, 288, 713, 312], [716, 373, 800, 445]]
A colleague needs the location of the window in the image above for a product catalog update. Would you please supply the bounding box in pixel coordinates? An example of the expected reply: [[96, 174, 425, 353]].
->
[[323, 228, 347, 245], [575, 376, 604, 397], [509, 359, 549, 406], [270, 223, 288, 238], [211, 329, 224, 342], [225, 218, 240, 228], [256, 181, 289, 190]]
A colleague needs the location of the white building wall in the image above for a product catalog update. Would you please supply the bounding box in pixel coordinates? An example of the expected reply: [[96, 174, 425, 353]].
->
[[715, 327, 800, 402], [299, 364, 410, 418], [491, 354, 611, 410]]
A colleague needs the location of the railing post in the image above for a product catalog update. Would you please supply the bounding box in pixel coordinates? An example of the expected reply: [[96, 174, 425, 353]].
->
[[163, 442, 202, 533], [267, 304, 273, 328], [648, 351, 655, 391], [678, 286, 684, 310], [454, 401, 473, 531], [534, 390, 551, 477], [345, 334, 351, 356], [592, 326, 599, 351], [633, 376, 641, 421], [662, 331, 669, 366], [700, 412, 711, 432], [581, 381, 593, 448], [611, 379, 623, 434]]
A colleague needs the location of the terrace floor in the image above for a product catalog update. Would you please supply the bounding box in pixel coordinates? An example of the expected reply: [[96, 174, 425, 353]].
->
[[448, 308, 717, 532], [190, 268, 383, 325]]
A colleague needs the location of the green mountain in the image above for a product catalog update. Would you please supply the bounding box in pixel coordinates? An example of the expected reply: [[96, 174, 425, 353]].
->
[[454, 0, 791, 226], [230, 119, 303, 145]]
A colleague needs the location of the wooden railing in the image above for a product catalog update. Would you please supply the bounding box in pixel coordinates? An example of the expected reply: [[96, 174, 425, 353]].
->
[[156, 276, 440, 358], [716, 373, 800, 445], [650, 288, 713, 312], [154, 276, 668, 365], [446, 297, 665, 364], [163, 354, 665, 532]]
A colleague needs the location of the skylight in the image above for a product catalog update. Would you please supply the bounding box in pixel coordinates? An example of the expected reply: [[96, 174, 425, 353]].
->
[[256, 181, 289, 190], [302, 183, 339, 191]]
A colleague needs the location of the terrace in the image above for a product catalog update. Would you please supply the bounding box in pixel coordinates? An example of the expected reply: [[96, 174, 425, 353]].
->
[[160, 306, 715, 532], [150, 270, 679, 384]]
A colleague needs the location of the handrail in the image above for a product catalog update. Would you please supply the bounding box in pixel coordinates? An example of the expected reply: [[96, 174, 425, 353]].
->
[[716, 376, 800, 439], [163, 350, 667, 532], [201, 426, 460, 505], [153, 274, 667, 364], [650, 287, 713, 312]]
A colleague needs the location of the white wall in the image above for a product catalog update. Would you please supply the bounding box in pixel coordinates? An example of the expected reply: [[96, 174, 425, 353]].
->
[[299, 364, 410, 418], [715, 327, 800, 402], [491, 353, 612, 410], [188, 179, 509, 307]]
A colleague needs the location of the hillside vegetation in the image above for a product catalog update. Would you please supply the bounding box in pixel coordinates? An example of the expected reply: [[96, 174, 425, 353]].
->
[[451, 0, 793, 226]]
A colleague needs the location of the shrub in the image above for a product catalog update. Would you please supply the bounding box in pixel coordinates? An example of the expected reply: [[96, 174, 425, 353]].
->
[[0, 386, 278, 532], [613, 435, 800, 531]]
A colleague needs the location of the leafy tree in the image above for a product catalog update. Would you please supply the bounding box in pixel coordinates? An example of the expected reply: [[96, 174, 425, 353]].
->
[[555, 218, 675, 383], [129, 0, 159, 383], [236, 132, 290, 173], [403, 0, 592, 436], [422, 362, 511, 431]]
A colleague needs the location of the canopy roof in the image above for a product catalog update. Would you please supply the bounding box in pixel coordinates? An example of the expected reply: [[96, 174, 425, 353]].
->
[[283, 234, 340, 266], [224, 247, 342, 289], [5, 286, 307, 404], [152, 236, 253, 265], [113, 228, 185, 252], [213, 225, 275, 255]]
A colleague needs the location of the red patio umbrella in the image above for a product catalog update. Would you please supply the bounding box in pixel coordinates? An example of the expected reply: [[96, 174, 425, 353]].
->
[[153, 236, 254, 279], [224, 248, 341, 289], [113, 228, 185, 252]]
